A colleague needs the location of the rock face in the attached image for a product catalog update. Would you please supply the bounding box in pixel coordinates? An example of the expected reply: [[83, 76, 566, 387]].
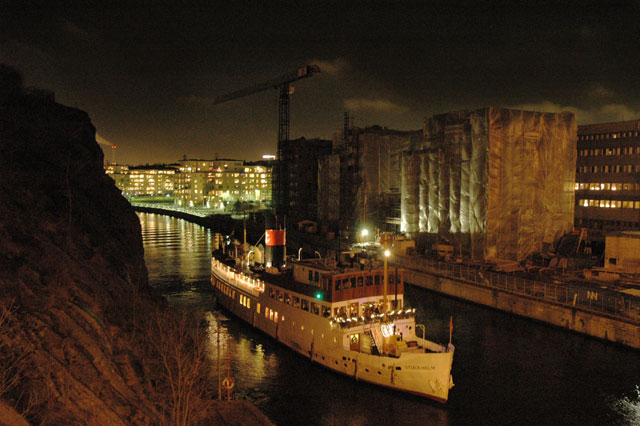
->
[[0, 65, 163, 424]]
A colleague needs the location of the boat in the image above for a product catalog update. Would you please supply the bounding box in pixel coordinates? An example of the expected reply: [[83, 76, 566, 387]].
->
[[211, 225, 455, 403]]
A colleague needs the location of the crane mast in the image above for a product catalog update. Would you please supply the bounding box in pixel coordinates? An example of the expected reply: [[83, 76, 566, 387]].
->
[[211, 65, 320, 213]]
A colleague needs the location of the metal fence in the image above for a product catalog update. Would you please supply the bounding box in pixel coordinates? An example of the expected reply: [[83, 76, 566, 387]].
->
[[395, 256, 640, 324]]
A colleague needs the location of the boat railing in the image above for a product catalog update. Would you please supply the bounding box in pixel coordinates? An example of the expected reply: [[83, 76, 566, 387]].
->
[[211, 258, 265, 297], [329, 308, 416, 328], [414, 324, 452, 353]]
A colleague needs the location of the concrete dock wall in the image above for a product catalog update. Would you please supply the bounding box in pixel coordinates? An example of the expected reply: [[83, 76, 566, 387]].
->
[[403, 267, 640, 350]]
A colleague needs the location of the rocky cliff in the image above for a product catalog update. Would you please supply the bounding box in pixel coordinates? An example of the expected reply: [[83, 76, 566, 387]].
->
[[0, 65, 210, 424]]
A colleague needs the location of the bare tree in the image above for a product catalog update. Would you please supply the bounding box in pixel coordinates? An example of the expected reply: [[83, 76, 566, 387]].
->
[[144, 308, 214, 426]]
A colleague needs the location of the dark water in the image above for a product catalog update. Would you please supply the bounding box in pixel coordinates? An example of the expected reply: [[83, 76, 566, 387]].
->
[[139, 212, 640, 426]]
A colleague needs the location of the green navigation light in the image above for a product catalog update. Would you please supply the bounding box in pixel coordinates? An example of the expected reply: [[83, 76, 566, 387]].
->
[[315, 292, 323, 300]]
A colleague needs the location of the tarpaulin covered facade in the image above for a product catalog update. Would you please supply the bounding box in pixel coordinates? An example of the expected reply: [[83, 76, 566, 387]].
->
[[401, 107, 576, 261]]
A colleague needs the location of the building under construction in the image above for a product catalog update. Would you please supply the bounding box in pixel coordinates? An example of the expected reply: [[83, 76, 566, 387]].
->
[[401, 107, 577, 261], [279, 137, 332, 223], [318, 124, 422, 233]]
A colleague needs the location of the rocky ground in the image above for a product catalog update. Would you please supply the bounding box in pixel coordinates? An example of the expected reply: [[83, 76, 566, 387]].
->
[[0, 64, 231, 425]]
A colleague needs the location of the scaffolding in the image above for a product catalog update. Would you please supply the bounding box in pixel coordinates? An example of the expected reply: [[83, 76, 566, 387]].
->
[[401, 107, 576, 261]]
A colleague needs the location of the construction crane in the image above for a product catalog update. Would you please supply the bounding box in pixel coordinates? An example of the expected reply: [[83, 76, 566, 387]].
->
[[211, 65, 320, 211]]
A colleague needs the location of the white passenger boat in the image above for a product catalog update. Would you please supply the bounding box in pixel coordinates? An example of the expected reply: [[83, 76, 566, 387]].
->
[[211, 227, 455, 402]]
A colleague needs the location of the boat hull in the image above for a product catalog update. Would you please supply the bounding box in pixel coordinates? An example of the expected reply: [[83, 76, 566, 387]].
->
[[212, 271, 454, 402]]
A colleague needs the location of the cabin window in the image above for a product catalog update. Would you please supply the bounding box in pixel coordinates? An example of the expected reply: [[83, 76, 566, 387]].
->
[[269, 287, 275, 298], [285, 293, 291, 304], [349, 302, 359, 316], [293, 296, 300, 308], [375, 275, 381, 286], [257, 303, 261, 314], [335, 280, 341, 291], [366, 276, 373, 286], [309, 270, 313, 281], [311, 302, 320, 315], [274, 312, 278, 323], [357, 276, 364, 287], [314, 271, 319, 282], [350, 277, 356, 288], [301, 299, 309, 311], [322, 306, 331, 317], [277, 290, 283, 301]]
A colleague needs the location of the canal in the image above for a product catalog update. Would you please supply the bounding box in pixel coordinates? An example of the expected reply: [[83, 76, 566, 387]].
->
[[139, 212, 639, 426]]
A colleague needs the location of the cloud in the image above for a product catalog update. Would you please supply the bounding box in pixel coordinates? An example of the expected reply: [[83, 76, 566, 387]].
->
[[588, 83, 614, 99], [510, 101, 640, 124], [308, 58, 349, 76], [96, 133, 116, 147], [59, 18, 89, 40], [344, 97, 407, 114]]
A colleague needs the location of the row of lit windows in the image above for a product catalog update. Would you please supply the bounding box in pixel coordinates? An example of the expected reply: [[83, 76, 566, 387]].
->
[[578, 131, 639, 141], [268, 287, 331, 317], [264, 306, 279, 323], [577, 165, 640, 173], [216, 281, 236, 300], [240, 294, 251, 309], [575, 183, 640, 191], [578, 199, 640, 209], [579, 146, 640, 156]]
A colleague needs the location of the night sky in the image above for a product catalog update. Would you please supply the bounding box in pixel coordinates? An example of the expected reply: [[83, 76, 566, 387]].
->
[[3, 1, 640, 165]]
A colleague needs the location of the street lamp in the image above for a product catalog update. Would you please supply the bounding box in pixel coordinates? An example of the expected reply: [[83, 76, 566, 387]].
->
[[360, 228, 369, 244], [383, 248, 390, 314]]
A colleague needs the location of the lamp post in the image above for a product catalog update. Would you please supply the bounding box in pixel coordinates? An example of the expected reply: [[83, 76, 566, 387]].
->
[[361, 228, 369, 244], [383, 248, 390, 314]]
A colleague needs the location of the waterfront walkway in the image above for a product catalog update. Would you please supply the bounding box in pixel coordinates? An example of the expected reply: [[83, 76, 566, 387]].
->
[[130, 202, 220, 218]]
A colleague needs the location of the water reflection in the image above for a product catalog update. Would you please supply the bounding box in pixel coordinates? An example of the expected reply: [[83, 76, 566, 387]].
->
[[139, 212, 640, 426]]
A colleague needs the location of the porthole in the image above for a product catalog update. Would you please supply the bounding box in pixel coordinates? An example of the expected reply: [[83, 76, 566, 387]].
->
[[377, 371, 382, 375]]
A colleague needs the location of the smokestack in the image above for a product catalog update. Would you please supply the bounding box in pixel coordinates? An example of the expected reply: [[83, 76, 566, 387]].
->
[[264, 212, 285, 269]]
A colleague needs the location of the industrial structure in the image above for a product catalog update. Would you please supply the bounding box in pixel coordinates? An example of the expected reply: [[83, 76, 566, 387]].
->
[[575, 119, 640, 231], [400, 107, 576, 261]]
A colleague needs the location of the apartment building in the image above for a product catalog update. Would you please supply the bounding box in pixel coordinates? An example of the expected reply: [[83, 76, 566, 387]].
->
[[575, 120, 640, 230], [106, 164, 176, 197]]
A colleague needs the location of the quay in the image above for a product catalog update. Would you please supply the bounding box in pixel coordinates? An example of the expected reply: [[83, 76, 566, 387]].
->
[[394, 255, 640, 350]]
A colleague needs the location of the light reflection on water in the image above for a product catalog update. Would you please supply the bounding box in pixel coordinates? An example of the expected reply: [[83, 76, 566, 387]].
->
[[139, 212, 639, 426]]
